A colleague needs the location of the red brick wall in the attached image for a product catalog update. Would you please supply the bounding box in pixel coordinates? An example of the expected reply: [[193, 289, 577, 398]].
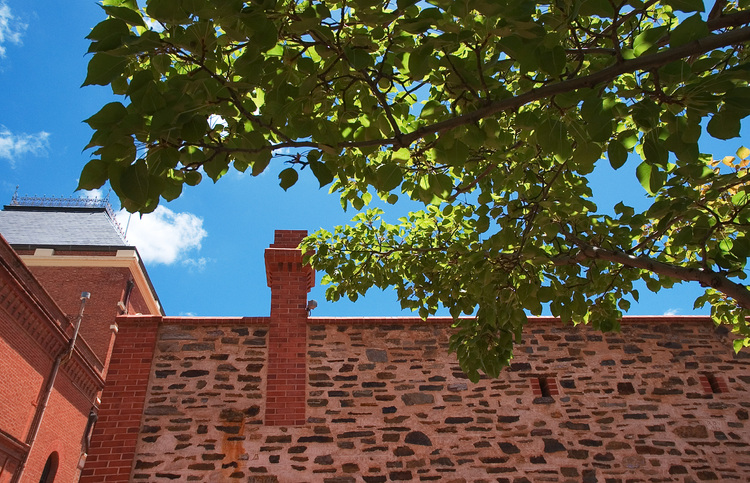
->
[[80, 316, 160, 483], [270, 230, 308, 248], [21, 371, 92, 483], [28, 266, 141, 363], [0, 311, 48, 441], [0, 237, 103, 482]]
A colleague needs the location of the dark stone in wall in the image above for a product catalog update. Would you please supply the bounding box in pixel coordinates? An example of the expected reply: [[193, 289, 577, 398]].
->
[[404, 431, 432, 446], [543, 439, 566, 453], [180, 369, 209, 377], [366, 349, 388, 362], [388, 471, 412, 480], [498, 442, 520, 454], [674, 425, 709, 439], [401, 393, 433, 406], [314, 455, 334, 465], [299, 436, 334, 443], [444, 417, 473, 424], [394, 446, 414, 457]]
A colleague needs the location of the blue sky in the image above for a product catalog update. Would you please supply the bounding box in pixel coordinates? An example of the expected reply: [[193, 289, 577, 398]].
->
[[0, 1, 745, 318]]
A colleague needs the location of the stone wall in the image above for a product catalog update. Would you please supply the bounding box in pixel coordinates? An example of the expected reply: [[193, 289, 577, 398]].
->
[[132, 322, 269, 481], [130, 317, 750, 482]]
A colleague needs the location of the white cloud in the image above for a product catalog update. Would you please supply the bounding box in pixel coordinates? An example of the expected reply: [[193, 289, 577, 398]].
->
[[0, 1, 25, 57], [182, 257, 210, 272], [0, 126, 50, 166], [663, 308, 680, 316], [79, 188, 104, 199], [116, 206, 207, 265]]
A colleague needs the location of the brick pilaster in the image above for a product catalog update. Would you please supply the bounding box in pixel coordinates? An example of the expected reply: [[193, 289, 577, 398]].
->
[[264, 230, 314, 426], [79, 316, 160, 482]]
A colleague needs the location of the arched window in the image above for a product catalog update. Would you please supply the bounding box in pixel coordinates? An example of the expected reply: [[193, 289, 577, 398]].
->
[[38, 452, 58, 483]]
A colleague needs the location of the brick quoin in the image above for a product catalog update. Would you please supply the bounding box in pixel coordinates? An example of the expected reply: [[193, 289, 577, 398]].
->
[[265, 230, 314, 426], [79, 316, 160, 483]]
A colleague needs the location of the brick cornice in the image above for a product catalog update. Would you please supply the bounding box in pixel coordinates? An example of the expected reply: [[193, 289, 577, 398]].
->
[[264, 247, 315, 290], [0, 428, 28, 462], [19, 250, 162, 315]]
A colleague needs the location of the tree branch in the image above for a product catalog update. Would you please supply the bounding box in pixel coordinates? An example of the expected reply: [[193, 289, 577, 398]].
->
[[398, 25, 750, 146], [557, 242, 750, 310], [206, 24, 750, 158]]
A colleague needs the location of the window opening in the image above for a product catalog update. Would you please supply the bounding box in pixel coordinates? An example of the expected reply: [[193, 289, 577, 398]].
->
[[38, 452, 58, 483]]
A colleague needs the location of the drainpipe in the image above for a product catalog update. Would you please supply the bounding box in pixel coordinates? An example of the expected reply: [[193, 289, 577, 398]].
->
[[11, 292, 90, 483]]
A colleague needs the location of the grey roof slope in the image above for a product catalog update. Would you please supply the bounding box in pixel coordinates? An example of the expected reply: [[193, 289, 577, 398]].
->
[[0, 206, 130, 249]]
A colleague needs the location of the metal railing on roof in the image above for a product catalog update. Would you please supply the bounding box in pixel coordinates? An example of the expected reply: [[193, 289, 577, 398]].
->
[[9, 194, 128, 241]]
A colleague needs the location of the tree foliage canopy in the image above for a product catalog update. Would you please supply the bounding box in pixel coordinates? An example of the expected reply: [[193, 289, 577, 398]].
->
[[81, 0, 750, 380]]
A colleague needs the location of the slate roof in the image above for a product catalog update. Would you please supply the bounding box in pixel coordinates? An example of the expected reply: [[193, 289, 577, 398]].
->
[[0, 206, 130, 249]]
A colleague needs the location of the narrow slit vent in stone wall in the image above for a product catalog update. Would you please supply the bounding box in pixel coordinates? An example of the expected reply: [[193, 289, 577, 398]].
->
[[531, 376, 559, 402], [700, 373, 728, 394]]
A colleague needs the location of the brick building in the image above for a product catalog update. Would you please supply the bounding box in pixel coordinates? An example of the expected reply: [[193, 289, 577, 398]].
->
[[0, 198, 161, 482], [1, 200, 749, 482]]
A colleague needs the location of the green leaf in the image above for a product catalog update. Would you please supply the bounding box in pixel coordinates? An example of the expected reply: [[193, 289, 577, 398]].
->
[[643, 134, 669, 168], [636, 162, 665, 195], [536, 118, 570, 159], [670, 14, 708, 48], [252, 151, 272, 177], [573, 141, 601, 173], [429, 173, 453, 199], [344, 46, 372, 70], [707, 110, 742, 140], [147, 147, 180, 175], [475, 214, 490, 234], [78, 0, 750, 380], [408, 44, 432, 80], [244, 13, 278, 51], [87, 18, 130, 52], [146, 0, 189, 22], [77, 159, 109, 190], [184, 170, 202, 186], [536, 45, 567, 76], [203, 153, 230, 182], [120, 160, 150, 206], [310, 160, 334, 187], [180, 116, 207, 143], [161, 179, 183, 201], [633, 26, 668, 57], [279, 168, 299, 190], [82, 53, 129, 86], [84, 102, 128, 129], [375, 164, 403, 192], [102, 5, 146, 27], [608, 140, 628, 170]]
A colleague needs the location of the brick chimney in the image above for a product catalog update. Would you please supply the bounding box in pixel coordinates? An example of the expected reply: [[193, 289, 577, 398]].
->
[[264, 230, 314, 426]]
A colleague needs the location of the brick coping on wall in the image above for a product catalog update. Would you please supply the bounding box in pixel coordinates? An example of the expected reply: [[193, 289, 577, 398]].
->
[[118, 315, 270, 326], [121, 314, 716, 326], [308, 315, 716, 325]]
